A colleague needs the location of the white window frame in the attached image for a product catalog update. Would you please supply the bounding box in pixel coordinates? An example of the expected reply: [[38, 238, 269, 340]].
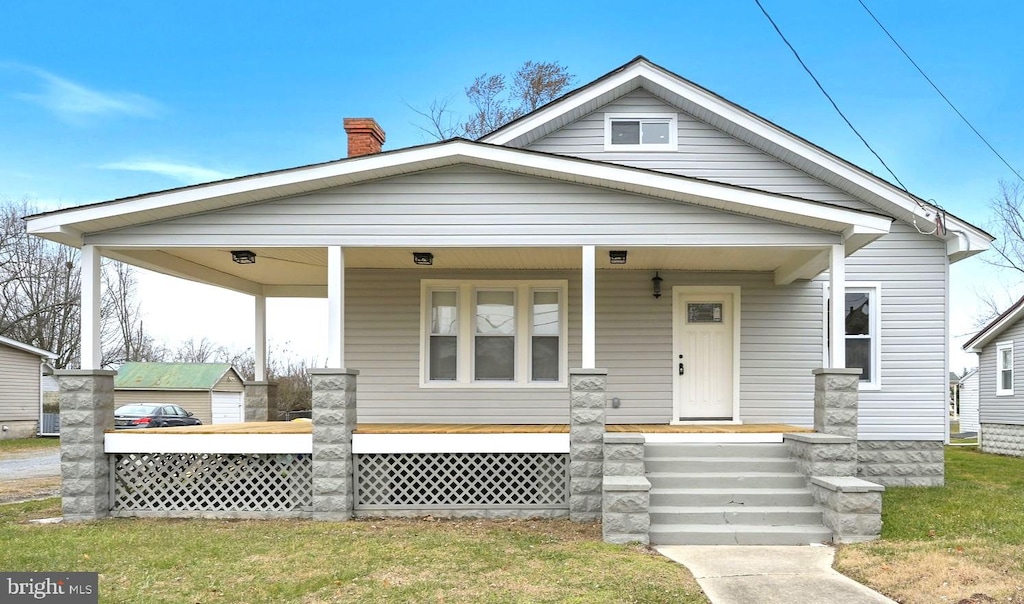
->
[[996, 340, 1014, 396], [420, 280, 569, 388], [604, 112, 678, 151], [822, 281, 882, 391]]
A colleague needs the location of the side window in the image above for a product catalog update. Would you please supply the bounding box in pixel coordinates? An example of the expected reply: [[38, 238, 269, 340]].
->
[[997, 341, 1014, 396]]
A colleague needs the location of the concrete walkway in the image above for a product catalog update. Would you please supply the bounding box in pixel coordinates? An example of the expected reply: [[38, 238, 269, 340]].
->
[[657, 545, 897, 604]]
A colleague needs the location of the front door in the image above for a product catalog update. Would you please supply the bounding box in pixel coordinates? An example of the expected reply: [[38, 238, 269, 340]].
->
[[674, 288, 737, 422]]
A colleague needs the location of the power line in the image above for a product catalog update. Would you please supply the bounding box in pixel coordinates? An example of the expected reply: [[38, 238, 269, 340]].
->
[[753, 0, 911, 193], [857, 0, 1024, 185]]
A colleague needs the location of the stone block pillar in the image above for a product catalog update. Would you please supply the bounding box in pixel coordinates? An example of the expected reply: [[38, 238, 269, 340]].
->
[[603, 433, 650, 544], [569, 368, 607, 522], [309, 369, 358, 521], [809, 476, 884, 543], [57, 370, 117, 522], [243, 381, 280, 422], [813, 368, 861, 439]]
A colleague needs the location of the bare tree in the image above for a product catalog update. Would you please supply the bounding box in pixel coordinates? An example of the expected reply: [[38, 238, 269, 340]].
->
[[986, 180, 1024, 276], [410, 60, 575, 140], [102, 259, 164, 365]]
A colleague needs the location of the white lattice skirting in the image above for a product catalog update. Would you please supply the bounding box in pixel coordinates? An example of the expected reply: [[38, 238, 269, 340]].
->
[[354, 452, 569, 511], [111, 453, 312, 517]]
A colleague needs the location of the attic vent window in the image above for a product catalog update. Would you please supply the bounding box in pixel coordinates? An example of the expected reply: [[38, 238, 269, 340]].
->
[[604, 113, 677, 151]]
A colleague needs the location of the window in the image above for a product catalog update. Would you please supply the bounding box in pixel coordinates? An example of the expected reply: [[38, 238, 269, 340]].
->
[[422, 280, 567, 387], [604, 113, 678, 150], [825, 282, 881, 390], [997, 341, 1014, 396]]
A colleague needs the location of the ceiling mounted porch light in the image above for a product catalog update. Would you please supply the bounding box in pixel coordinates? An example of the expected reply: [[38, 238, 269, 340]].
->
[[413, 252, 434, 266], [652, 272, 663, 299], [231, 250, 256, 265], [609, 250, 628, 265]]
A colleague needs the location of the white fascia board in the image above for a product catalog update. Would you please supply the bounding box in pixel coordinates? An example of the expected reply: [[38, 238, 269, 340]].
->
[[0, 335, 58, 359], [104, 432, 312, 454], [964, 301, 1024, 353], [483, 61, 990, 256], [352, 433, 570, 454]]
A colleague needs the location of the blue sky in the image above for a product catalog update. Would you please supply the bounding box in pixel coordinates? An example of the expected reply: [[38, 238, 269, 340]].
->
[[2, 0, 1022, 370]]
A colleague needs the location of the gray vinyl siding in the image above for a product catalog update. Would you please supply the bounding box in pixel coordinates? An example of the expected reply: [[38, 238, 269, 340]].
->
[[530, 90, 950, 440], [346, 269, 819, 426], [978, 319, 1024, 425], [114, 390, 213, 426], [213, 371, 245, 393], [0, 344, 42, 422], [959, 371, 979, 433], [88, 165, 839, 248]]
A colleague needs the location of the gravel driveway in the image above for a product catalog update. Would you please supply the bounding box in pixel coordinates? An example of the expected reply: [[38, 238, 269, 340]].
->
[[0, 448, 61, 503]]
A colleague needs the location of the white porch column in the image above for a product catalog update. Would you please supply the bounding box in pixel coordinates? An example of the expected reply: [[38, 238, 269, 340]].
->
[[80, 244, 102, 370], [254, 294, 267, 382], [582, 245, 596, 369], [829, 243, 846, 368], [327, 246, 345, 368]]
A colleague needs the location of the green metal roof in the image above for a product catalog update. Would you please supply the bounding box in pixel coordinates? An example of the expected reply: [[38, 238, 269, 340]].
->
[[114, 362, 235, 390]]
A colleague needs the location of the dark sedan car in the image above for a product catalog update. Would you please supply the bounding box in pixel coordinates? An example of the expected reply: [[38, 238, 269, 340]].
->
[[114, 404, 203, 429]]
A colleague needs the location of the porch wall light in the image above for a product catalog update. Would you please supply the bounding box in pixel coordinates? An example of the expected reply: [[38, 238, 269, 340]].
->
[[413, 252, 434, 266], [609, 250, 628, 265], [231, 250, 256, 265], [652, 271, 663, 299]]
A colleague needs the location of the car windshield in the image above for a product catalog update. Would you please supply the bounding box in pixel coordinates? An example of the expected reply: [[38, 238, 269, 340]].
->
[[115, 405, 158, 416]]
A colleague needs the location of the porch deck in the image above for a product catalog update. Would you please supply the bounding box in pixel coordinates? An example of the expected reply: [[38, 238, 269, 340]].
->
[[113, 422, 812, 435]]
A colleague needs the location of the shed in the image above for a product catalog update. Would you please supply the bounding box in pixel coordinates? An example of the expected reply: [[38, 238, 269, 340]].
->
[[114, 363, 245, 425], [0, 335, 57, 439]]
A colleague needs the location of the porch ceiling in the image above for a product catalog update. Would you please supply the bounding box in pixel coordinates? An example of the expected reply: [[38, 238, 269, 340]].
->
[[108, 245, 827, 296]]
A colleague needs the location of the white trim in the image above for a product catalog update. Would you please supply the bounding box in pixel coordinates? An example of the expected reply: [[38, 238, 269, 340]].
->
[[327, 246, 345, 368], [254, 295, 267, 382], [352, 433, 569, 454], [104, 432, 312, 454], [419, 279, 569, 388], [846, 282, 882, 391], [603, 112, 678, 151], [828, 244, 846, 368], [671, 286, 742, 423], [582, 245, 596, 368], [996, 340, 1014, 397], [81, 244, 102, 370], [642, 432, 784, 444], [481, 59, 990, 259], [0, 335, 57, 359], [27, 140, 893, 250]]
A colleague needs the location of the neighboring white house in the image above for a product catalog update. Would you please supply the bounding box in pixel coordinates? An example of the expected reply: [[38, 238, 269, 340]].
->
[[963, 296, 1024, 455], [0, 335, 57, 439], [957, 368, 979, 434], [27, 57, 992, 488]]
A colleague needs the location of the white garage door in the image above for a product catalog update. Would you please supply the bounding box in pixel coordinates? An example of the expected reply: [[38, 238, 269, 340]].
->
[[211, 392, 244, 424]]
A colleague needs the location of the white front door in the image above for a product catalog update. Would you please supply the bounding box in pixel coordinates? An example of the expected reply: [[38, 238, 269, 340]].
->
[[211, 392, 243, 424], [674, 288, 738, 422]]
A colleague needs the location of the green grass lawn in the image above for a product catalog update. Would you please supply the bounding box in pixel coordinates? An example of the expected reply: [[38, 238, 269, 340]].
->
[[0, 437, 59, 454], [835, 446, 1024, 604], [0, 499, 708, 604]]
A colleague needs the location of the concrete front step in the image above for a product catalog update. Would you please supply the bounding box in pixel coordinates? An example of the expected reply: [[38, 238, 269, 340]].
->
[[644, 442, 793, 458], [649, 505, 824, 526], [644, 456, 798, 473], [646, 471, 808, 489], [650, 487, 815, 507], [649, 524, 833, 546]]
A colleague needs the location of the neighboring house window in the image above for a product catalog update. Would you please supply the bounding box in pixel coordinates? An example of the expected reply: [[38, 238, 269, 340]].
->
[[824, 282, 881, 390], [421, 280, 568, 387], [997, 341, 1014, 396], [604, 113, 678, 150]]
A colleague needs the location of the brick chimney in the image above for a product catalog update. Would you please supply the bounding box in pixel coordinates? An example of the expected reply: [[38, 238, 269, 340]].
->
[[343, 118, 385, 157]]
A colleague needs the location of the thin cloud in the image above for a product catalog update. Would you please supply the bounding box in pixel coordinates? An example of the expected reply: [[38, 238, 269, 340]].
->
[[101, 161, 234, 184], [9, 65, 161, 122]]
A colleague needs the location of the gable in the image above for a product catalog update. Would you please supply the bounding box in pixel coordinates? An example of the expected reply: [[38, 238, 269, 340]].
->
[[527, 89, 873, 212], [88, 164, 843, 249]]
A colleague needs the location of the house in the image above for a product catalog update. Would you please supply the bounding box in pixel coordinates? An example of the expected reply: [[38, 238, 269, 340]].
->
[[114, 362, 247, 425], [27, 57, 991, 543], [963, 296, 1024, 455], [0, 335, 57, 439], [957, 368, 979, 434]]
